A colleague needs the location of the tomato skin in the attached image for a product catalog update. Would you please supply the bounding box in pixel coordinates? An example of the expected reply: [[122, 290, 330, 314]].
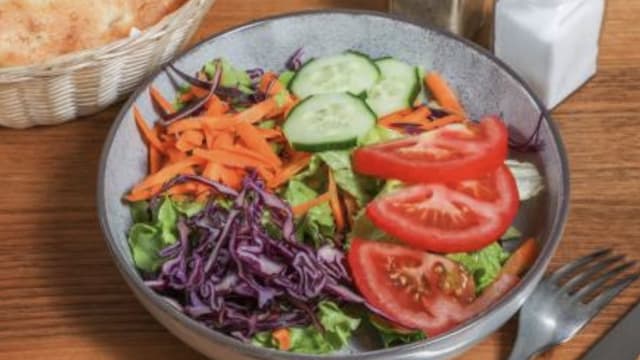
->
[[348, 239, 519, 337], [366, 165, 519, 253], [353, 116, 508, 183]]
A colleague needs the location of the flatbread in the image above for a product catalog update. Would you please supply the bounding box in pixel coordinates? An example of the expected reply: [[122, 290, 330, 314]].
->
[[0, 0, 187, 67]]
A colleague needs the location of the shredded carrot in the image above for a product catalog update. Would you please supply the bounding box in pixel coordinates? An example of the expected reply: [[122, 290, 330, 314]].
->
[[175, 130, 204, 151], [133, 106, 164, 151], [419, 114, 464, 132], [202, 115, 238, 131], [425, 72, 465, 116], [192, 148, 269, 169], [167, 118, 203, 134], [205, 95, 230, 116], [149, 133, 162, 175], [272, 328, 292, 351], [213, 131, 235, 148], [166, 182, 199, 196], [401, 106, 431, 123], [165, 146, 188, 162], [256, 166, 276, 184], [292, 192, 331, 217], [502, 238, 539, 276], [125, 184, 162, 202], [220, 167, 244, 190], [203, 162, 223, 182], [378, 108, 414, 127], [150, 86, 175, 114], [328, 171, 345, 231], [269, 153, 311, 188], [220, 145, 277, 170], [235, 98, 278, 124], [284, 97, 300, 118], [235, 122, 282, 168], [258, 72, 286, 96], [257, 127, 284, 140], [129, 157, 205, 196]]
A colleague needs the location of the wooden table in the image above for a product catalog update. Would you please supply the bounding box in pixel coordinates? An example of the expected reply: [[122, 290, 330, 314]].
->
[[1, 1, 638, 359]]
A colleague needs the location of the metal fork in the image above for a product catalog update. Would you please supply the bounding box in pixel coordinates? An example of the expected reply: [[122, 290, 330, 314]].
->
[[508, 249, 639, 360]]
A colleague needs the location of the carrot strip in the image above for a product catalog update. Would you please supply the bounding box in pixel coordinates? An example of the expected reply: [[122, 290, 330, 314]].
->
[[175, 130, 204, 152], [167, 118, 203, 134], [401, 106, 431, 123], [502, 238, 539, 276], [129, 157, 204, 195], [165, 146, 188, 162], [220, 167, 244, 189], [425, 72, 465, 116], [292, 193, 331, 217], [256, 166, 276, 184], [213, 132, 234, 148], [203, 162, 224, 182], [419, 114, 464, 132], [202, 115, 238, 131], [235, 122, 282, 167], [378, 108, 414, 127], [328, 171, 345, 231], [257, 128, 284, 140], [192, 149, 269, 169], [258, 72, 286, 96], [272, 328, 292, 351], [219, 145, 277, 170], [133, 106, 164, 151], [205, 95, 230, 116], [150, 86, 175, 114], [284, 97, 300, 118], [234, 98, 278, 124], [125, 184, 162, 202], [269, 153, 311, 188], [166, 182, 199, 196]]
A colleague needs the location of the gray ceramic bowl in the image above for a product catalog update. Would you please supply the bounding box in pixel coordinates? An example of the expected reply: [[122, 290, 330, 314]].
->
[[98, 10, 570, 360]]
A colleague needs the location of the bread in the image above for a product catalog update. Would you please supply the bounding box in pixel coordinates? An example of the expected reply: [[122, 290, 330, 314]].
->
[[0, 0, 187, 67]]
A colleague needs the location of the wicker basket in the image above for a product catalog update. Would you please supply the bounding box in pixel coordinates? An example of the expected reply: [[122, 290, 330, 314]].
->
[[0, 0, 216, 129]]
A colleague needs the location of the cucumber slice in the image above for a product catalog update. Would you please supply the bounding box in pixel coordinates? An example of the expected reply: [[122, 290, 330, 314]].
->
[[289, 51, 380, 99], [366, 58, 420, 117], [283, 93, 376, 152]]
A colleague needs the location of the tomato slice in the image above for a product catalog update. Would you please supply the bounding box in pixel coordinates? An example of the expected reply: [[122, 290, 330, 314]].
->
[[348, 238, 519, 336], [367, 165, 519, 253], [353, 116, 508, 183]]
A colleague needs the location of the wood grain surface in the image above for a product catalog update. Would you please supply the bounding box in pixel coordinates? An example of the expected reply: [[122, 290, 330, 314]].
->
[[0, 0, 638, 359]]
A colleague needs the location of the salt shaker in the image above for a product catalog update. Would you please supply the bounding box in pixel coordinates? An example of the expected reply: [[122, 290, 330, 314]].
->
[[494, 0, 606, 108]]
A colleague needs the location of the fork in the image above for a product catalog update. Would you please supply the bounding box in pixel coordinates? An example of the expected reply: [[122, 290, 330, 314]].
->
[[508, 249, 639, 360]]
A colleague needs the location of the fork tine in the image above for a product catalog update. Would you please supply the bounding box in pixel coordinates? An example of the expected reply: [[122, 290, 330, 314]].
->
[[572, 261, 637, 301], [548, 249, 612, 284], [585, 273, 640, 316], [561, 254, 625, 293]]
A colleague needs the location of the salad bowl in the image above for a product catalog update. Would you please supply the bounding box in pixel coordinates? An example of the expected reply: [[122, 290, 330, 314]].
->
[[98, 9, 570, 360]]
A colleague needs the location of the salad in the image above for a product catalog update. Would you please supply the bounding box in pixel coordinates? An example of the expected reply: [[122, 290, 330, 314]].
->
[[125, 49, 545, 354]]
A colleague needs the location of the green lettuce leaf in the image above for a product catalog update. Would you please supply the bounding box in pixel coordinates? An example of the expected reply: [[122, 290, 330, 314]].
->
[[278, 70, 296, 88], [128, 223, 163, 273], [448, 242, 510, 293], [358, 125, 404, 146], [317, 151, 381, 206], [252, 301, 360, 354], [369, 315, 426, 348], [284, 180, 335, 247], [128, 197, 180, 272], [172, 200, 205, 217], [204, 58, 252, 89]]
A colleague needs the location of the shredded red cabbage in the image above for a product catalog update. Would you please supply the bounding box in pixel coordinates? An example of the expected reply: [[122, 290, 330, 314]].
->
[[145, 172, 363, 340], [509, 112, 544, 152], [286, 48, 304, 71]]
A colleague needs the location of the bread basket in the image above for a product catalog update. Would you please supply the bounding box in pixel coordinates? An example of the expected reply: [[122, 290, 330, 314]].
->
[[0, 0, 216, 129]]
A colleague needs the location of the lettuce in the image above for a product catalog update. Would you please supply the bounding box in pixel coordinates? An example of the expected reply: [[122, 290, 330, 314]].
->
[[369, 315, 426, 348], [128, 197, 180, 272], [284, 180, 335, 247], [448, 243, 510, 293], [252, 301, 360, 354]]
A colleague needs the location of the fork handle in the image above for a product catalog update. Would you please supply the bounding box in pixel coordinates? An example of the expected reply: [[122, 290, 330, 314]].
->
[[508, 336, 539, 360]]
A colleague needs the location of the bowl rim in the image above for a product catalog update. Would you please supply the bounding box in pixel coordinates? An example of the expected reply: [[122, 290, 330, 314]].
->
[[98, 8, 570, 359]]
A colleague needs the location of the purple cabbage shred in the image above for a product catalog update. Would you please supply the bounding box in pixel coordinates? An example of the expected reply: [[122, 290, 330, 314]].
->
[[146, 172, 363, 340]]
